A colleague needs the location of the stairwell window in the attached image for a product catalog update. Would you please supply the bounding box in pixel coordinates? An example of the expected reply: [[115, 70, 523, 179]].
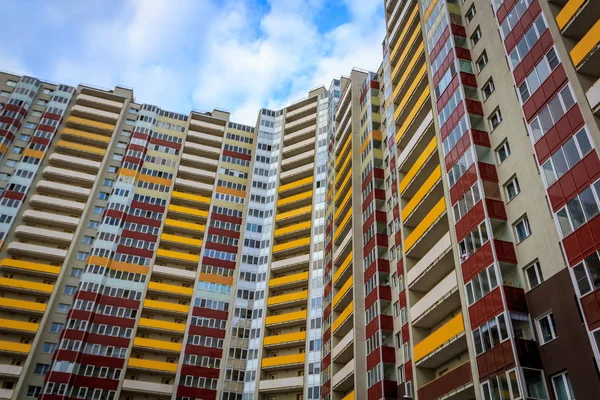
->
[[505, 176, 521, 201], [489, 108, 503, 131], [482, 78, 495, 100], [466, 3, 477, 22], [514, 215, 531, 242], [525, 261, 544, 289], [476, 50, 488, 73], [471, 26, 482, 46], [536, 312, 558, 344]]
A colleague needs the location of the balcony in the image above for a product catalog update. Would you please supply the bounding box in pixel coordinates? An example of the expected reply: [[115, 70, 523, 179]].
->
[[332, 360, 355, 392], [270, 253, 309, 274], [587, 78, 600, 115], [265, 310, 307, 328], [399, 136, 438, 197], [170, 190, 211, 207], [0, 318, 38, 334], [180, 153, 218, 171], [414, 313, 467, 369], [15, 226, 73, 245], [404, 198, 448, 258], [0, 389, 13, 399], [334, 229, 353, 265], [55, 139, 106, 158], [0, 258, 60, 276], [395, 88, 431, 148], [155, 249, 200, 265], [281, 149, 315, 171], [279, 162, 314, 183], [167, 204, 208, 221], [0, 297, 46, 314], [7, 242, 67, 261], [147, 281, 193, 298], [332, 328, 354, 363], [402, 167, 443, 227], [176, 165, 216, 185], [285, 113, 316, 135], [332, 275, 353, 311], [259, 376, 304, 393], [275, 205, 312, 225], [186, 129, 222, 148], [411, 271, 460, 329], [407, 232, 454, 293], [417, 361, 473, 400], [133, 337, 182, 353], [333, 252, 353, 288], [48, 152, 101, 172], [163, 218, 205, 234], [159, 233, 203, 250], [570, 19, 600, 77], [61, 127, 110, 146], [30, 195, 85, 214], [278, 176, 313, 197], [22, 209, 80, 229], [273, 221, 311, 240], [183, 141, 221, 159], [0, 364, 22, 378], [127, 358, 177, 374], [189, 118, 225, 136], [76, 93, 123, 113], [286, 100, 316, 121], [284, 125, 317, 147], [36, 180, 90, 200], [0, 277, 54, 295], [138, 317, 186, 334], [143, 299, 189, 315], [282, 137, 315, 159], [332, 301, 354, 336], [43, 166, 96, 186], [263, 331, 306, 349], [175, 178, 213, 195], [121, 379, 173, 396], [267, 290, 308, 309], [0, 340, 31, 354], [556, 0, 600, 39], [272, 237, 311, 257], [261, 353, 305, 370], [65, 115, 115, 134], [269, 271, 309, 290]]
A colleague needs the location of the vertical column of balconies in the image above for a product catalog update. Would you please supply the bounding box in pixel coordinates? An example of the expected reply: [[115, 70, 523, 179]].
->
[[359, 75, 397, 400], [259, 95, 318, 398], [173, 117, 244, 400], [492, 0, 600, 386], [422, 0, 544, 397]]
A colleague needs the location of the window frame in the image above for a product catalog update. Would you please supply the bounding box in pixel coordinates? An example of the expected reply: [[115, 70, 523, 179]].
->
[[525, 261, 544, 290], [514, 215, 532, 243], [476, 50, 488, 73], [550, 371, 574, 400], [535, 312, 558, 345], [504, 176, 521, 202], [488, 108, 503, 131], [495, 139, 510, 165]]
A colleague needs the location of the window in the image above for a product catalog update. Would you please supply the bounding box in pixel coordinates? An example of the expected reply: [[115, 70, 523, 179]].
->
[[125, 119, 136, 126], [495, 140, 510, 164], [103, 178, 114, 187], [76, 251, 89, 261], [70, 268, 83, 278], [572, 250, 600, 296], [481, 369, 521, 400], [536, 312, 558, 344], [81, 235, 94, 245], [50, 322, 64, 333], [107, 165, 118, 173], [43, 88, 53, 95], [34, 363, 50, 375], [482, 78, 495, 100], [466, 3, 476, 22], [518, 48, 560, 102], [555, 182, 600, 237], [514, 215, 531, 242], [42, 342, 57, 354], [5, 80, 16, 87], [529, 85, 576, 142], [505, 177, 521, 201], [88, 220, 100, 229], [116, 141, 127, 149], [25, 122, 37, 129], [465, 264, 499, 305], [510, 16, 549, 69], [26, 386, 41, 398], [471, 26, 482, 46], [64, 285, 77, 295], [12, 146, 24, 154], [57, 303, 71, 314], [31, 110, 43, 117], [476, 50, 488, 73], [19, 134, 31, 142], [93, 206, 105, 214], [551, 372, 574, 400], [525, 261, 544, 289], [488, 108, 502, 130], [541, 127, 593, 187], [5, 159, 17, 167], [98, 192, 109, 200], [0, 90, 10, 97], [36, 99, 48, 106]]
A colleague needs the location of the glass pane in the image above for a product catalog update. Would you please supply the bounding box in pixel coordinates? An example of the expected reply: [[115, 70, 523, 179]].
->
[[466, 282, 475, 305], [539, 316, 554, 342], [552, 149, 569, 177], [515, 0, 527, 17], [552, 374, 569, 400], [510, 49, 520, 68], [473, 329, 483, 354], [548, 96, 565, 123], [579, 187, 599, 220], [536, 57, 551, 83], [561, 86, 575, 110], [473, 275, 482, 300], [527, 265, 541, 288], [530, 119, 543, 141], [566, 197, 586, 229], [498, 373, 511, 400], [563, 137, 581, 168], [498, 314, 509, 340], [524, 369, 549, 399], [542, 160, 557, 186], [524, 25, 538, 48], [480, 269, 491, 294], [489, 318, 500, 347], [489, 265, 498, 289], [546, 48, 559, 69], [538, 108, 554, 133], [534, 15, 547, 34], [473, 184, 481, 203], [585, 252, 600, 292], [481, 323, 492, 350], [576, 128, 592, 155], [573, 263, 592, 295], [517, 39, 530, 65], [480, 222, 489, 243], [526, 70, 541, 94]]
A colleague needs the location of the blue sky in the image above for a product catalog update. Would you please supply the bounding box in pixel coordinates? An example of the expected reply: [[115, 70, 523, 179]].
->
[[1, 0, 385, 124]]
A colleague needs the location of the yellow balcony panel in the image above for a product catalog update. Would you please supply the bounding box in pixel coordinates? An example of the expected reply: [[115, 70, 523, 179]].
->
[[0, 298, 46, 313], [414, 313, 464, 362], [263, 331, 306, 347], [55, 140, 106, 157], [269, 271, 309, 289], [334, 190, 352, 223], [22, 149, 44, 159], [171, 191, 211, 206], [333, 275, 353, 308], [341, 391, 355, 400], [127, 358, 177, 373], [275, 205, 312, 223], [392, 24, 422, 82], [139, 174, 172, 187], [156, 249, 200, 264], [404, 198, 447, 253], [334, 169, 352, 203], [0, 318, 39, 333], [278, 176, 313, 195], [143, 299, 189, 314], [198, 272, 234, 286], [332, 300, 354, 333], [159, 233, 203, 249], [277, 190, 313, 208], [0, 340, 31, 354], [335, 149, 352, 177], [399, 136, 437, 194], [336, 132, 352, 158], [265, 310, 307, 327], [267, 290, 308, 307], [0, 258, 60, 276], [571, 19, 600, 71], [61, 127, 110, 144], [167, 204, 208, 220], [556, 0, 585, 30], [147, 281, 193, 297], [133, 337, 182, 353], [0, 277, 54, 294], [272, 237, 311, 255], [138, 318, 186, 333], [390, 5, 419, 61], [333, 252, 353, 286], [401, 166, 442, 222], [395, 88, 430, 145], [334, 210, 352, 243], [395, 65, 427, 121], [66, 116, 114, 133], [274, 221, 312, 239], [164, 218, 205, 233], [261, 353, 306, 369]]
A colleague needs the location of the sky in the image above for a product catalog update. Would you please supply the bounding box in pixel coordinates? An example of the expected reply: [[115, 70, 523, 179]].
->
[[1, 0, 385, 124]]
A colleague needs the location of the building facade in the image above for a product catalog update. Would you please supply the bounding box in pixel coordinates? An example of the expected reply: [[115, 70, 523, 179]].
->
[[0, 0, 599, 399]]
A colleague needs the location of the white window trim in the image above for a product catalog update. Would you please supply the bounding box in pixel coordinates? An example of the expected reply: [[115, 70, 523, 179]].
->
[[535, 312, 558, 345]]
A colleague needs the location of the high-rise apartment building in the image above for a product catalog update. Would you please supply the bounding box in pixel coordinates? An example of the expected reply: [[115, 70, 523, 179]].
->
[[0, 1, 598, 400]]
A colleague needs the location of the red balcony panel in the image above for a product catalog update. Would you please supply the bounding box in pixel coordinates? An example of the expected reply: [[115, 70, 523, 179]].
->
[[132, 131, 149, 140], [210, 212, 242, 225], [180, 364, 220, 378], [86, 333, 130, 349], [39, 395, 63, 400], [514, 338, 542, 369], [2, 190, 24, 201], [460, 72, 478, 89], [381, 346, 396, 364], [323, 328, 331, 343], [185, 344, 222, 358], [478, 162, 499, 183], [450, 164, 478, 205], [127, 143, 146, 153], [394, 230, 402, 246], [324, 304, 332, 320], [367, 349, 381, 369], [176, 386, 217, 400], [377, 258, 390, 274], [465, 99, 484, 116], [396, 259, 404, 276], [223, 149, 251, 161], [461, 240, 494, 283], [562, 215, 600, 267], [440, 100, 466, 140], [121, 229, 158, 244], [433, 51, 456, 87], [368, 382, 383, 400], [187, 325, 226, 338], [430, 26, 451, 61], [374, 188, 386, 201], [31, 136, 51, 147], [486, 199, 508, 221], [379, 286, 392, 302], [405, 361, 413, 381], [445, 132, 471, 172], [469, 286, 504, 330], [98, 294, 139, 310], [494, 240, 518, 265], [149, 136, 181, 150], [455, 200, 485, 242], [580, 289, 600, 331], [62, 328, 85, 342], [402, 324, 410, 344], [72, 376, 119, 391], [383, 380, 398, 398], [204, 241, 237, 254], [323, 283, 332, 298], [380, 314, 394, 331], [128, 214, 161, 228], [323, 353, 331, 370], [476, 340, 515, 381], [322, 379, 331, 396], [455, 47, 472, 62], [201, 256, 236, 270], [365, 288, 379, 310], [115, 245, 153, 259], [54, 349, 78, 362], [45, 372, 71, 384], [514, 30, 554, 85], [130, 200, 165, 213], [472, 129, 490, 148], [79, 354, 125, 369], [523, 65, 568, 122], [374, 166, 385, 179], [366, 316, 380, 337], [92, 313, 136, 328], [504, 285, 528, 313], [547, 151, 600, 212], [450, 23, 466, 37], [417, 361, 472, 400], [399, 290, 407, 308], [192, 307, 228, 320]]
